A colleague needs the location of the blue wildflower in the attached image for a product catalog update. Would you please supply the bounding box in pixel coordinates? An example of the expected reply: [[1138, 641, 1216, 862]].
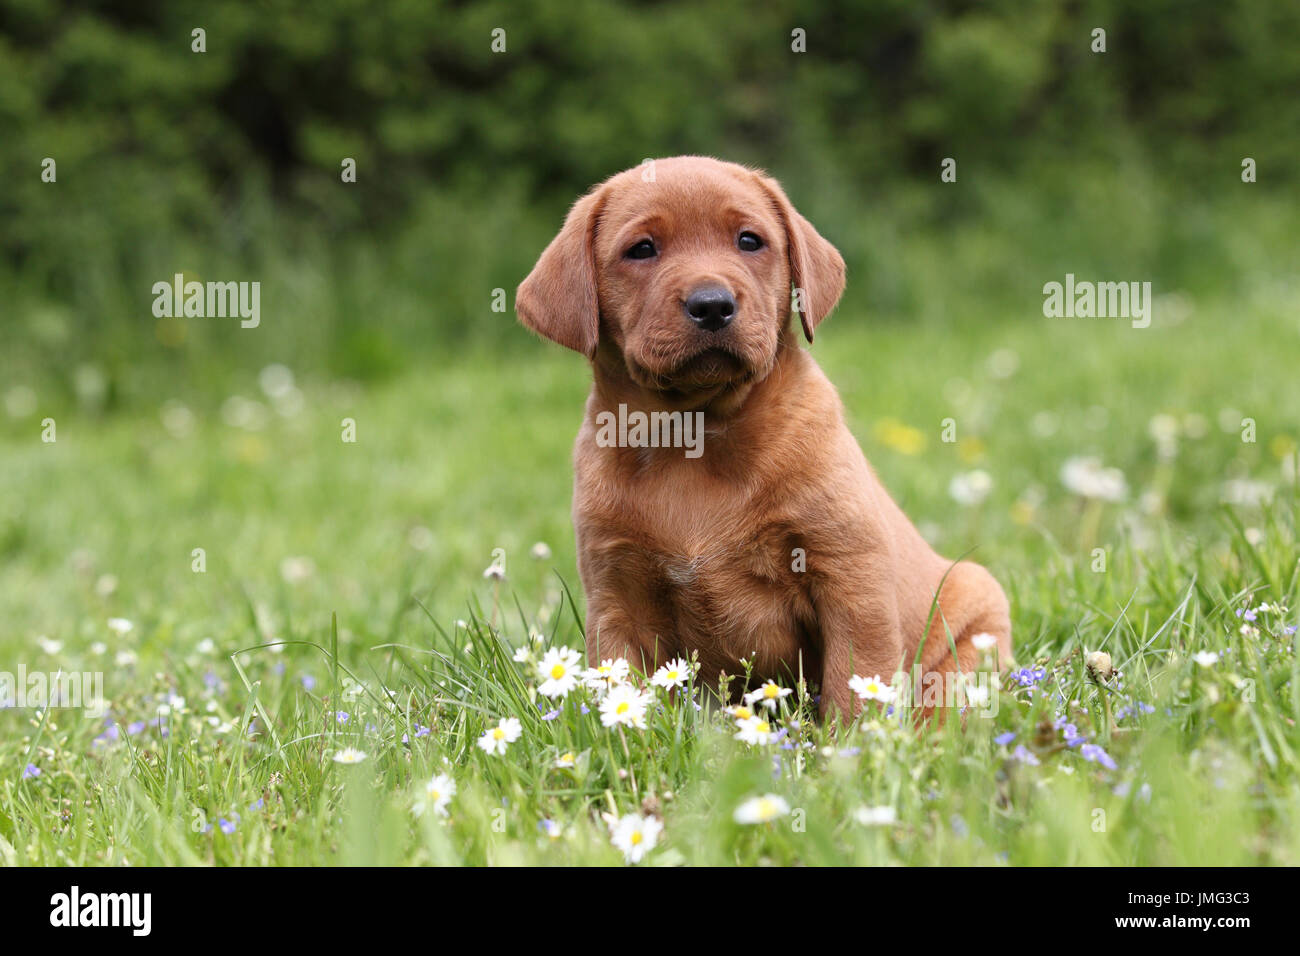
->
[[1013, 667, 1047, 687], [1011, 745, 1040, 766], [994, 731, 1016, 746], [22, 763, 40, 780], [1080, 743, 1118, 769]]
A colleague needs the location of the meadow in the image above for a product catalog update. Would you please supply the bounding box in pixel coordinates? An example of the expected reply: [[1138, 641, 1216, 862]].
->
[[2, 182, 1298, 865]]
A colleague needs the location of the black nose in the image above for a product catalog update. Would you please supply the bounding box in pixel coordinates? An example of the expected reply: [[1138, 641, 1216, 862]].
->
[[684, 286, 736, 332]]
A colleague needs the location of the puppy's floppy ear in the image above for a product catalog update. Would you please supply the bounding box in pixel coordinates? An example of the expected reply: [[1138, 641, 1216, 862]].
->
[[756, 174, 846, 343], [516, 188, 604, 358]]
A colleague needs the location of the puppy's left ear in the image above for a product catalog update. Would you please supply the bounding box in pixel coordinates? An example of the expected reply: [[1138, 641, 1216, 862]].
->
[[756, 174, 846, 343], [516, 188, 605, 358]]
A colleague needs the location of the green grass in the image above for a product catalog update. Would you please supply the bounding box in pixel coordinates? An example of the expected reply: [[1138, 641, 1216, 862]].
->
[[2, 261, 1299, 865]]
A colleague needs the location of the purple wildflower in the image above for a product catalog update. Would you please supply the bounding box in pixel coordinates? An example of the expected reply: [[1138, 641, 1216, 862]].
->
[[1080, 743, 1118, 769], [22, 763, 40, 780], [1011, 745, 1040, 766], [1013, 667, 1047, 687], [993, 731, 1016, 746]]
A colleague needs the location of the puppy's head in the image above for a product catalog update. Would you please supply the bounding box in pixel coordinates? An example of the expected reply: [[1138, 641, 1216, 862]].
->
[[517, 157, 845, 406]]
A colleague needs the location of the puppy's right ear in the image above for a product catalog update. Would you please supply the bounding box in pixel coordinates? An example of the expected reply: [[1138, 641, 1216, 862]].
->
[[516, 189, 604, 358]]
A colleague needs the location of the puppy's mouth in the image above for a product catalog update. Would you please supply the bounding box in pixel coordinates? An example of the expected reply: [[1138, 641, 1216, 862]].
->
[[629, 347, 754, 397]]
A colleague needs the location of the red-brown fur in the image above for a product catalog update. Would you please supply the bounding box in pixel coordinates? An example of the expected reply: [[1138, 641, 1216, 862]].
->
[[517, 156, 1011, 718]]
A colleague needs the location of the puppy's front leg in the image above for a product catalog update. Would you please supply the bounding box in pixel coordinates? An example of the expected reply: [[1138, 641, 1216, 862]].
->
[[582, 588, 672, 678], [814, 576, 904, 721]]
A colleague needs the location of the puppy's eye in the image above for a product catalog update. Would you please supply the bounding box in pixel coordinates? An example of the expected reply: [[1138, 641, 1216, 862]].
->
[[737, 232, 763, 252], [625, 239, 657, 260]]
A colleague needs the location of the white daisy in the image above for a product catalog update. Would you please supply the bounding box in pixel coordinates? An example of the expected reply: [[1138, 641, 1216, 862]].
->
[[650, 657, 694, 690], [1060, 456, 1127, 502], [948, 469, 993, 506], [733, 793, 791, 824], [107, 617, 134, 635], [854, 805, 898, 826], [743, 680, 793, 710], [414, 773, 456, 817], [960, 680, 991, 709], [332, 747, 367, 764], [537, 646, 583, 698], [599, 684, 651, 729], [609, 812, 662, 863], [477, 716, 523, 755], [555, 751, 577, 769], [726, 703, 756, 722], [1193, 650, 1220, 668], [734, 714, 777, 746], [849, 673, 897, 704], [583, 658, 631, 696]]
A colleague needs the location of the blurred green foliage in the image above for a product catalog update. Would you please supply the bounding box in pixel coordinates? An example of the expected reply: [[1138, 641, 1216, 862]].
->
[[1, 0, 1297, 397]]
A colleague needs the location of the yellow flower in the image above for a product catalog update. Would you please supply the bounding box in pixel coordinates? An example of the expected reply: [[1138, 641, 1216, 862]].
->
[[873, 418, 925, 456]]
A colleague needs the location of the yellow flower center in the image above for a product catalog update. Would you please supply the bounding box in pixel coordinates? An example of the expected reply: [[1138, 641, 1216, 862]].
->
[[758, 799, 774, 817], [667, 671, 678, 680], [551, 664, 566, 679], [493, 728, 505, 740], [616, 702, 629, 715], [755, 721, 770, 734], [630, 830, 643, 845], [735, 707, 752, 720], [764, 684, 779, 698]]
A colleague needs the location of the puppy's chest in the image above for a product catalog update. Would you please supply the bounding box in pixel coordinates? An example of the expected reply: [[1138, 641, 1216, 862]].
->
[[607, 503, 812, 633]]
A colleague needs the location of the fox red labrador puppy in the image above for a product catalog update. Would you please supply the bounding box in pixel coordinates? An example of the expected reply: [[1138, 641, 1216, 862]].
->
[[517, 156, 1010, 717]]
